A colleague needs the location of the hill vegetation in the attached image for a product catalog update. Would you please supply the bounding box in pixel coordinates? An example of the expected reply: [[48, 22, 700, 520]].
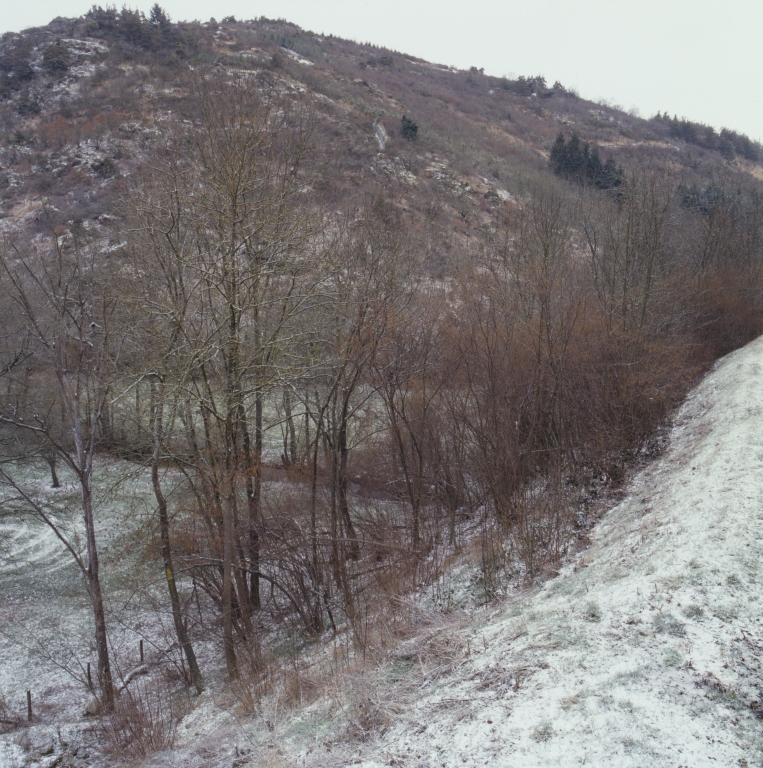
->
[[0, 8, 762, 764]]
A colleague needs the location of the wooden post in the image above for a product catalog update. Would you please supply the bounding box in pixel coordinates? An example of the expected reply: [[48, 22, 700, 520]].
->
[[26, 691, 32, 722], [87, 662, 92, 690], [139, 639, 144, 663]]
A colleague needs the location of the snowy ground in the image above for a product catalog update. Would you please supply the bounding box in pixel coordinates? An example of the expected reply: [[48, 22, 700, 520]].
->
[[0, 460, 219, 768], [2, 335, 763, 767], [259, 334, 763, 767]]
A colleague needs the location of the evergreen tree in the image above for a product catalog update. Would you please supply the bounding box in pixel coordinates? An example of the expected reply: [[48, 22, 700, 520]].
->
[[549, 132, 566, 175], [548, 132, 623, 190], [586, 144, 603, 184], [718, 133, 736, 161], [599, 156, 623, 190], [564, 133, 584, 178], [401, 115, 418, 141], [119, 8, 150, 48], [42, 43, 71, 75], [149, 3, 170, 27]]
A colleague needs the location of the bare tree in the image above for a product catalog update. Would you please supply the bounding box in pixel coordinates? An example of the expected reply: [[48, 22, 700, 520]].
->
[[370, 290, 452, 576], [126, 70, 321, 676], [0, 232, 119, 708], [149, 375, 204, 693]]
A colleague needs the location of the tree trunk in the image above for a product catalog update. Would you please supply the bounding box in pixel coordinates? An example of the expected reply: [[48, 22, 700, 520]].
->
[[222, 477, 238, 677], [253, 391, 263, 607], [70, 383, 115, 710], [309, 399, 324, 635], [150, 378, 204, 693], [81, 481, 114, 708], [338, 389, 359, 560], [283, 387, 298, 467], [45, 453, 60, 488]]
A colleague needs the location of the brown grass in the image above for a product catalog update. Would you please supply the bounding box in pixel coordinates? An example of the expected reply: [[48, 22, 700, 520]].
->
[[97, 680, 189, 763]]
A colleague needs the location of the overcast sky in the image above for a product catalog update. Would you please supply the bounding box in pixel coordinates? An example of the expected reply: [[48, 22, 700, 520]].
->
[[4, 0, 762, 142]]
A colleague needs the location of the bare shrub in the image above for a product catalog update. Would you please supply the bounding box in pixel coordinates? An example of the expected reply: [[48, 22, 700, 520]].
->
[[229, 656, 276, 715], [97, 680, 188, 762], [346, 692, 394, 741], [230, 648, 321, 716], [340, 605, 470, 741], [510, 485, 573, 578]]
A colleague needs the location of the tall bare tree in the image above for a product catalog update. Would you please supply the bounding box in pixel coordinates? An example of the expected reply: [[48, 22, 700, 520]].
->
[[126, 70, 320, 676], [0, 232, 119, 708]]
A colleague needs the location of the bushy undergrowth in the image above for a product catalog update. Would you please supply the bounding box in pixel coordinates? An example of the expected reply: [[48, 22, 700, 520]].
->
[[97, 680, 188, 762]]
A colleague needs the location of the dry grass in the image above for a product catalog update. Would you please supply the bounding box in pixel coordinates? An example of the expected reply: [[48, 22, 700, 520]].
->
[[97, 679, 189, 763], [338, 603, 472, 740], [224, 590, 474, 750], [230, 644, 325, 720]]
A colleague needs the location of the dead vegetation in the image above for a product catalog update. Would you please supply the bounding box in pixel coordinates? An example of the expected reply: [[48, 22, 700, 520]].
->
[[96, 680, 189, 762]]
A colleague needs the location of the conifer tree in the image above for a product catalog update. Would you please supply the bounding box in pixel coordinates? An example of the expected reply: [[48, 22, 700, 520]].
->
[[549, 132, 622, 190], [549, 132, 566, 176], [401, 115, 418, 141]]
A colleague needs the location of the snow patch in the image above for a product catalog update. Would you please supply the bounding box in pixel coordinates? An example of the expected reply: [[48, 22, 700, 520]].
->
[[281, 48, 314, 66]]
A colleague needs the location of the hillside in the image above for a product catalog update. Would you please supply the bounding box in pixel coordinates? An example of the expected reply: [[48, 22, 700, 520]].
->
[[1, 10, 763, 768], [3, 315, 762, 767], [1, 12, 762, 249], [301, 335, 763, 767]]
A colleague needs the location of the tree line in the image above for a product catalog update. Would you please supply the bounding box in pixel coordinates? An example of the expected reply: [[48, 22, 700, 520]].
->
[[654, 113, 761, 163]]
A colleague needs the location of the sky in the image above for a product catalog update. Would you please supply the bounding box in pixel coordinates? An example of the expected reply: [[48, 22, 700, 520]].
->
[[4, 0, 762, 142]]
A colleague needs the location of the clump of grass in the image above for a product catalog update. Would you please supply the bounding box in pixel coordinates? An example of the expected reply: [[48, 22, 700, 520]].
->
[[532, 721, 554, 742], [719, 688, 745, 710], [559, 695, 579, 711], [663, 648, 682, 667], [583, 601, 602, 622], [683, 604, 704, 619], [653, 612, 685, 636], [713, 604, 739, 622], [612, 669, 643, 685], [616, 698, 635, 713], [348, 695, 393, 741], [383, 657, 416, 683]]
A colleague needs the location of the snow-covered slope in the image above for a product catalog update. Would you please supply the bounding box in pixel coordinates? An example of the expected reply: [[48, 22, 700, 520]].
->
[[288, 335, 763, 767]]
